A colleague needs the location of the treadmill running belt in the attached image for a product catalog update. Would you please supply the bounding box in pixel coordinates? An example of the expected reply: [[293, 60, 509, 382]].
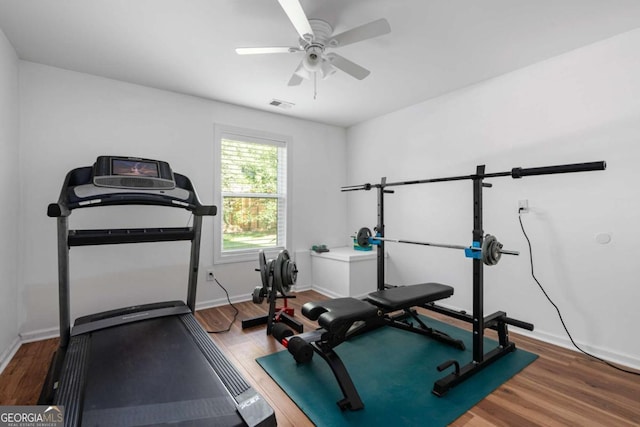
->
[[81, 316, 244, 426]]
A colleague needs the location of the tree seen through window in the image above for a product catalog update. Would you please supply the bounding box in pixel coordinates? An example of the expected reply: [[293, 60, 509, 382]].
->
[[221, 138, 284, 251]]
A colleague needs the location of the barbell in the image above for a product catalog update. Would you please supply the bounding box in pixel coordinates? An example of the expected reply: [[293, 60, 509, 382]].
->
[[355, 227, 518, 266]]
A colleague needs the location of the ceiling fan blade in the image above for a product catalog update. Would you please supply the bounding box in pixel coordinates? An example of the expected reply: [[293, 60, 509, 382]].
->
[[278, 0, 314, 40], [326, 53, 370, 80], [235, 47, 300, 55], [331, 18, 391, 47], [288, 60, 308, 86], [288, 73, 304, 86]]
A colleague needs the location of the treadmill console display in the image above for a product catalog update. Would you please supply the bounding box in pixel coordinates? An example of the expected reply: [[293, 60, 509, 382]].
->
[[93, 156, 176, 189]]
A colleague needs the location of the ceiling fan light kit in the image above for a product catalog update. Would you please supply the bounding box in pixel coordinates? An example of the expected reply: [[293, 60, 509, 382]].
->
[[235, 0, 391, 97], [302, 44, 323, 72]]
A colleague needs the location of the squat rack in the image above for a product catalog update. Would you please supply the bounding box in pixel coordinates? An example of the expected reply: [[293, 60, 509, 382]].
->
[[342, 160, 606, 396]]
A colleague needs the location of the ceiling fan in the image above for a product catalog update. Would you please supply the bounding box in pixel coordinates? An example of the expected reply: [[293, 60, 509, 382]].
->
[[235, 0, 391, 90]]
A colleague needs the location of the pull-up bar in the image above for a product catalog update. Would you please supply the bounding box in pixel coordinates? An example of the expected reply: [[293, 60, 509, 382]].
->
[[341, 161, 606, 191]]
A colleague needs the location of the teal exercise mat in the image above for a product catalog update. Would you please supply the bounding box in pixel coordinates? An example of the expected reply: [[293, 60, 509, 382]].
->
[[257, 316, 537, 427]]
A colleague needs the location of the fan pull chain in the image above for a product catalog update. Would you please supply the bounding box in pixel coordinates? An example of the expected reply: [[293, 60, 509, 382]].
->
[[313, 72, 318, 100]]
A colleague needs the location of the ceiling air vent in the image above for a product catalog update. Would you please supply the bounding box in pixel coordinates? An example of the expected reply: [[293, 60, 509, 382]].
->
[[269, 99, 295, 109]]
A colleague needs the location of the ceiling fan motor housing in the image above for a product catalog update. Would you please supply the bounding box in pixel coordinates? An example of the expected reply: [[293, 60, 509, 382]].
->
[[306, 19, 333, 45]]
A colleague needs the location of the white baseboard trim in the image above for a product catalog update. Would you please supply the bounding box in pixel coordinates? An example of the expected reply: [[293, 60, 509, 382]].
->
[[195, 286, 316, 311], [19, 327, 59, 344], [0, 336, 21, 375], [514, 328, 640, 370], [308, 285, 374, 300], [291, 284, 312, 292], [307, 285, 347, 299], [195, 294, 253, 311]]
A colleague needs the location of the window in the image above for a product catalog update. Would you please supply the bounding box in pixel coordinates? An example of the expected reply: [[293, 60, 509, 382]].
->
[[214, 126, 290, 263]]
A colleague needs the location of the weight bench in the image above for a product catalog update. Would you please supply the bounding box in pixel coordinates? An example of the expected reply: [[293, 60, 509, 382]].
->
[[367, 283, 466, 350], [272, 282, 464, 411]]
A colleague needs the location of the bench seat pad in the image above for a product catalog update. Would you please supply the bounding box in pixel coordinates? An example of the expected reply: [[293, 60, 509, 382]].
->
[[366, 283, 453, 311]]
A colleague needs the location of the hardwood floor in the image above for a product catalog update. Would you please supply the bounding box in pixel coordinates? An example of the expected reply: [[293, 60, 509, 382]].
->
[[1, 290, 639, 426], [0, 337, 57, 406]]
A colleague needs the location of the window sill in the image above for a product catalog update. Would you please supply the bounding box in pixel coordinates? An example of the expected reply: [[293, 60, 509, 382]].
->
[[215, 247, 286, 264]]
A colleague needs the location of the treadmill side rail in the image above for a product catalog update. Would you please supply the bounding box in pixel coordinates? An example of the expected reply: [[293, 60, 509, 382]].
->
[[181, 314, 277, 426], [237, 389, 278, 427], [55, 334, 90, 427]]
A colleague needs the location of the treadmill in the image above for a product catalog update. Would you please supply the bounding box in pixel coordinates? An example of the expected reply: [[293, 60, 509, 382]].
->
[[39, 156, 276, 427]]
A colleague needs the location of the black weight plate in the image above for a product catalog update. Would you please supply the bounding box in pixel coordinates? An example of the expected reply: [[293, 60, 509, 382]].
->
[[258, 250, 269, 289], [274, 250, 292, 294], [357, 227, 372, 247], [482, 234, 502, 266], [252, 286, 265, 304]]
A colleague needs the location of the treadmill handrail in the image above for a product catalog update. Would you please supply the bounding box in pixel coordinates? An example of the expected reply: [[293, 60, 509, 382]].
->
[[67, 227, 196, 246], [48, 166, 216, 217]]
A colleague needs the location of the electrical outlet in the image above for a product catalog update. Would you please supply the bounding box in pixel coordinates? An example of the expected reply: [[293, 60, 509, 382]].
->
[[206, 269, 215, 281], [518, 199, 529, 213]]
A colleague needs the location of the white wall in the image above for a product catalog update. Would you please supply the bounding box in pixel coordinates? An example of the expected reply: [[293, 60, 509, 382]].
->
[[18, 61, 347, 337], [347, 28, 640, 368], [0, 28, 20, 367]]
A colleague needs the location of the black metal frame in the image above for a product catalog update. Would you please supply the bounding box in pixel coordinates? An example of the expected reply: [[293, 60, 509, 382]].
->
[[241, 296, 304, 334], [384, 308, 466, 351], [48, 167, 216, 349], [342, 160, 606, 396]]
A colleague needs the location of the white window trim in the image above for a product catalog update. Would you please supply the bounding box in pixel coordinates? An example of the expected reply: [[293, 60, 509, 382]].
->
[[213, 124, 292, 264]]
